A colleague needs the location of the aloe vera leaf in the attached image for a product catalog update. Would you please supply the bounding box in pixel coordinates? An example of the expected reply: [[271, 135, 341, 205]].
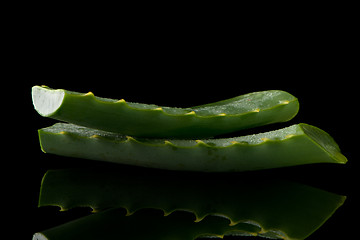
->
[[32, 85, 299, 138], [38, 168, 346, 240], [38, 123, 347, 172], [33, 209, 264, 240]]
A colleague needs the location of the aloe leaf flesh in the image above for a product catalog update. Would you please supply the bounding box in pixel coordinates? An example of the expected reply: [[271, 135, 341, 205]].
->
[[38, 123, 347, 172], [32, 85, 299, 138], [36, 168, 346, 240]]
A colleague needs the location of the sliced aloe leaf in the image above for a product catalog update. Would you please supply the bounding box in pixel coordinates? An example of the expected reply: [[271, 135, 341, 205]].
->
[[38, 123, 347, 172], [32, 86, 299, 138]]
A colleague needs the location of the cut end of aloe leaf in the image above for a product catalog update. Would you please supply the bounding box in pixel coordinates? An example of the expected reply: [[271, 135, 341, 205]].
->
[[32, 233, 48, 240], [32, 86, 65, 117], [300, 123, 348, 164]]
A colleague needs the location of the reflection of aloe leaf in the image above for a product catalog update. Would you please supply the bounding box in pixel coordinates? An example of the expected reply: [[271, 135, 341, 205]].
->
[[39, 168, 346, 239], [33, 209, 265, 240]]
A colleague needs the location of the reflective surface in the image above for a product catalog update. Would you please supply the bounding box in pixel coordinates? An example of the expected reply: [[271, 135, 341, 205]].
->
[[26, 77, 356, 239], [31, 162, 349, 240]]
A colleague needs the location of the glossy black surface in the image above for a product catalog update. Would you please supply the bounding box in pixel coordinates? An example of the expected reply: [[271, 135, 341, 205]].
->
[[18, 22, 356, 239], [25, 78, 356, 239]]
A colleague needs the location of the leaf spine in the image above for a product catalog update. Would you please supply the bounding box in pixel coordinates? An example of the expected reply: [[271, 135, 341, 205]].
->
[[229, 219, 238, 226], [280, 100, 290, 105], [84, 91, 94, 96], [91, 208, 99, 213], [125, 209, 134, 216], [185, 111, 196, 115], [90, 134, 101, 138], [126, 136, 135, 142], [195, 140, 210, 147], [117, 99, 126, 104], [194, 215, 205, 222], [163, 210, 173, 216], [59, 206, 67, 211], [252, 108, 260, 112]]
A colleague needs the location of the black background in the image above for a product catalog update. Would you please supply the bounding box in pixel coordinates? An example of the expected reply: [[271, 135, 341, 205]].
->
[[9, 8, 357, 239]]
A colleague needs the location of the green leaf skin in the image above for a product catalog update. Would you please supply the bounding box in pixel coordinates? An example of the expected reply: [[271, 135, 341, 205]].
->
[[32, 86, 299, 138], [37, 168, 346, 240], [33, 209, 262, 240], [38, 123, 347, 172]]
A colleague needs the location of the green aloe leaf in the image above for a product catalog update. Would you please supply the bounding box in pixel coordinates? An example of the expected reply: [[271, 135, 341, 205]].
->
[[32, 86, 299, 138], [38, 123, 347, 172]]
